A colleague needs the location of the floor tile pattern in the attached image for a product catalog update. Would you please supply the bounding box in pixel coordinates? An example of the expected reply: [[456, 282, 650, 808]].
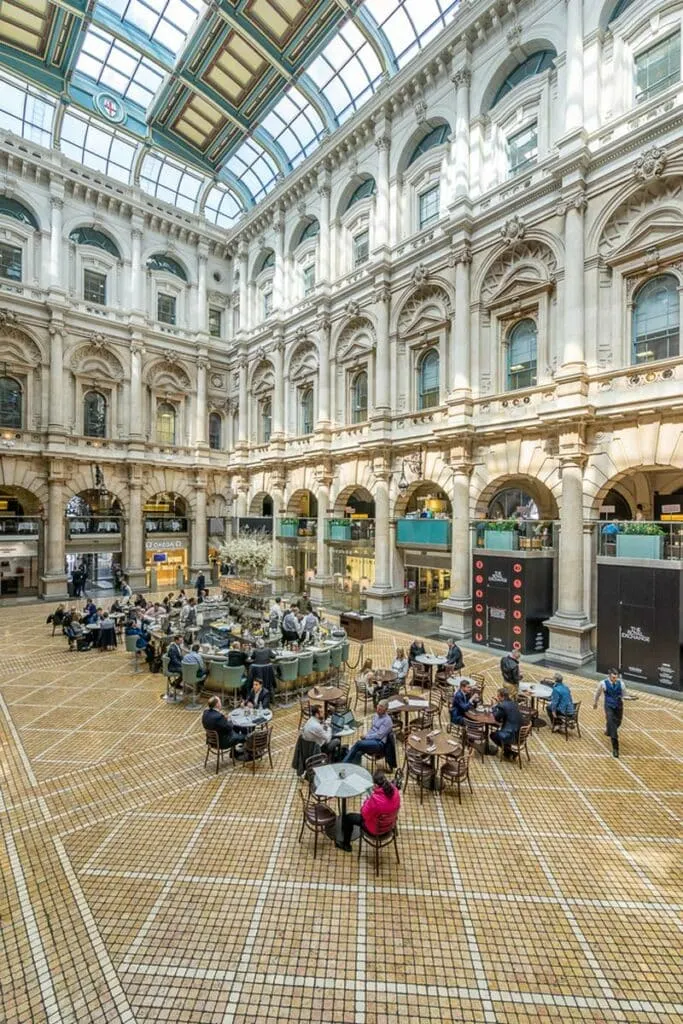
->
[[0, 603, 681, 1023]]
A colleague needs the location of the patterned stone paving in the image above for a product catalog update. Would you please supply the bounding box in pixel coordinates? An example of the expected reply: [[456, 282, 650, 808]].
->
[[1, 602, 682, 1023]]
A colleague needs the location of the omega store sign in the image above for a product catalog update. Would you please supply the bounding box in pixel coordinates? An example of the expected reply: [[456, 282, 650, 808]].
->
[[597, 563, 683, 691]]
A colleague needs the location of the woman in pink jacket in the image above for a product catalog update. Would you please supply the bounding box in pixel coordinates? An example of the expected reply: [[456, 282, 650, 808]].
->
[[337, 771, 400, 852]]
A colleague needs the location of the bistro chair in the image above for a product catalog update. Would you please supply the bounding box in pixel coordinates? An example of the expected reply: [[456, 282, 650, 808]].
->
[[297, 652, 315, 695], [404, 749, 436, 804], [439, 747, 473, 804], [354, 675, 372, 715], [552, 701, 582, 741], [180, 663, 203, 710], [411, 662, 431, 689], [124, 633, 142, 673], [222, 665, 246, 707], [358, 811, 400, 876], [508, 723, 533, 769], [276, 658, 299, 704], [408, 707, 436, 732], [203, 728, 232, 775], [464, 719, 487, 763], [162, 654, 182, 703], [240, 725, 273, 774], [298, 696, 314, 729], [304, 753, 330, 799], [298, 788, 336, 859]]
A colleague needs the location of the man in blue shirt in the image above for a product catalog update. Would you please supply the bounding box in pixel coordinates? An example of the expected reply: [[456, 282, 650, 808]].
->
[[343, 701, 393, 764], [547, 673, 575, 730], [450, 679, 478, 727]]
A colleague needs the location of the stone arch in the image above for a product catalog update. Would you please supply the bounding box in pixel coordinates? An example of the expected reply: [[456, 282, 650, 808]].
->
[[64, 465, 127, 510], [249, 491, 273, 516], [595, 177, 683, 260], [0, 193, 42, 231], [394, 477, 452, 519], [0, 479, 45, 514], [286, 487, 317, 516], [287, 339, 318, 382], [0, 322, 44, 367], [141, 474, 195, 512], [395, 118, 452, 177], [334, 173, 376, 221], [394, 282, 453, 338], [288, 215, 320, 254], [251, 359, 275, 396], [333, 315, 376, 363], [332, 484, 375, 517], [585, 422, 683, 516], [69, 341, 125, 381], [476, 41, 559, 116], [477, 238, 560, 304], [474, 473, 559, 519], [143, 356, 192, 392], [207, 491, 229, 517]]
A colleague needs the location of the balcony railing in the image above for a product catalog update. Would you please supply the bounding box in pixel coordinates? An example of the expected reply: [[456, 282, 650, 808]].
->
[[325, 519, 375, 544], [396, 517, 452, 548], [277, 517, 317, 540], [473, 519, 558, 552], [235, 516, 273, 536], [0, 516, 40, 537], [144, 517, 188, 534], [66, 516, 121, 539], [595, 521, 683, 561]]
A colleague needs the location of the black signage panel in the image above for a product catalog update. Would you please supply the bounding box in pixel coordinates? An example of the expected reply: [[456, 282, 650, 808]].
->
[[472, 554, 553, 653]]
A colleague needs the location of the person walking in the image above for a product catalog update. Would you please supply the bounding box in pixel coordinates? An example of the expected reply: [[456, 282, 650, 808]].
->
[[593, 668, 626, 758], [500, 649, 522, 697]]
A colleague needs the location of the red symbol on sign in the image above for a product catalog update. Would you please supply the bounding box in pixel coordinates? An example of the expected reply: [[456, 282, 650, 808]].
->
[[103, 97, 118, 118], [475, 560, 483, 569], [513, 610, 522, 619], [475, 575, 483, 584], [513, 579, 522, 589], [512, 641, 521, 650], [475, 589, 483, 598], [475, 633, 483, 642], [513, 563, 522, 573], [513, 625, 521, 635], [475, 604, 483, 613], [513, 594, 521, 604], [474, 618, 483, 628]]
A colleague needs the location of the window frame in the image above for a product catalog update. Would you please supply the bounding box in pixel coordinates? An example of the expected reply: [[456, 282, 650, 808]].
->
[[634, 32, 681, 104], [0, 376, 22, 429], [350, 369, 369, 424], [0, 242, 22, 282], [506, 318, 538, 391], [299, 386, 314, 436], [507, 121, 538, 178], [208, 307, 222, 338], [208, 411, 222, 450], [83, 268, 107, 305], [261, 398, 272, 444], [303, 264, 316, 296], [157, 292, 177, 325], [417, 348, 440, 410], [83, 390, 107, 438], [353, 229, 370, 268], [156, 401, 177, 445], [631, 273, 681, 365], [418, 184, 441, 229]]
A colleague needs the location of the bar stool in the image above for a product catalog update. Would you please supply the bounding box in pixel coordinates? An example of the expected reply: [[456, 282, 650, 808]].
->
[[312, 649, 331, 686], [297, 652, 314, 696]]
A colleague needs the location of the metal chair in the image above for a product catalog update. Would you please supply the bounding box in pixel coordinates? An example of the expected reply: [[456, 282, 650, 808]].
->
[[298, 788, 336, 859], [358, 812, 400, 876], [439, 747, 473, 804], [404, 749, 435, 804], [162, 654, 183, 703], [304, 753, 330, 799], [180, 663, 203, 710]]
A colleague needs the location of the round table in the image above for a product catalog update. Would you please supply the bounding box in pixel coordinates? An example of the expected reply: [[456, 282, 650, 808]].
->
[[464, 708, 498, 754], [308, 685, 343, 716], [519, 682, 553, 727], [227, 707, 272, 731], [385, 694, 430, 727], [372, 669, 398, 684], [406, 728, 462, 759], [415, 654, 447, 685], [313, 763, 373, 844]]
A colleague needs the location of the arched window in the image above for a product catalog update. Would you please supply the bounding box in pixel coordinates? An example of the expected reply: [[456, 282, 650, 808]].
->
[[258, 250, 275, 273], [83, 391, 106, 437], [300, 388, 314, 435], [407, 124, 449, 167], [507, 319, 538, 390], [0, 377, 22, 429], [156, 402, 176, 445], [0, 196, 39, 228], [351, 371, 368, 423], [261, 399, 272, 444], [417, 349, 439, 410], [345, 177, 376, 212], [297, 219, 320, 245], [608, 0, 635, 22], [208, 412, 222, 450], [146, 254, 187, 281], [69, 227, 121, 259], [490, 50, 556, 109], [632, 274, 680, 363]]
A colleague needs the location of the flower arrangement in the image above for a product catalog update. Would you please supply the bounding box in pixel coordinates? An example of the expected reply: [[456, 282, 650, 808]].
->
[[218, 535, 272, 579], [621, 522, 665, 536]]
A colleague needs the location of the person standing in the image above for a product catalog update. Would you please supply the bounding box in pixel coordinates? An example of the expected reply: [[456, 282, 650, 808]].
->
[[500, 649, 522, 697], [593, 669, 626, 758], [195, 571, 206, 602]]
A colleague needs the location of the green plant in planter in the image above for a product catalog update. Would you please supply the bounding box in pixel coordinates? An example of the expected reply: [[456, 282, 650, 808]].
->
[[281, 517, 300, 526], [622, 522, 665, 536], [330, 518, 351, 526], [486, 518, 518, 531]]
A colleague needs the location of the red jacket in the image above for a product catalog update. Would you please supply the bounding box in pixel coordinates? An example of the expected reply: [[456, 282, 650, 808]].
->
[[361, 785, 400, 835]]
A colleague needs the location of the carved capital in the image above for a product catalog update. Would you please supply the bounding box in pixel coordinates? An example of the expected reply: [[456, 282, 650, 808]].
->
[[345, 300, 360, 318], [633, 145, 667, 182], [374, 284, 391, 304], [197, 356, 209, 372], [452, 68, 471, 89], [317, 314, 332, 335], [375, 134, 391, 151], [0, 308, 18, 327], [449, 243, 472, 267]]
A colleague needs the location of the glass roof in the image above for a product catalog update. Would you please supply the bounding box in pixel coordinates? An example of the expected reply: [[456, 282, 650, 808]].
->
[[0, 0, 464, 226]]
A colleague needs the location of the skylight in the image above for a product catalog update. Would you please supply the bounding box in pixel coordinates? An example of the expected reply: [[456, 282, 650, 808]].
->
[[307, 21, 383, 124], [364, 0, 460, 68], [0, 71, 54, 147], [98, 0, 206, 55], [204, 184, 244, 228], [261, 86, 325, 168], [76, 25, 166, 110], [225, 140, 280, 202], [60, 111, 137, 182], [140, 152, 205, 211]]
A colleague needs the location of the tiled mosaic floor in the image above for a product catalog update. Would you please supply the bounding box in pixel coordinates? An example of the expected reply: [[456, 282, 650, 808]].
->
[[1, 603, 681, 1024]]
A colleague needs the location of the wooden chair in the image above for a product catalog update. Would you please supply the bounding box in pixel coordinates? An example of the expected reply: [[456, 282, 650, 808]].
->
[[404, 749, 435, 804], [354, 675, 372, 715], [552, 701, 582, 740], [508, 723, 533, 769], [358, 812, 400, 876], [304, 752, 330, 799], [203, 728, 231, 774], [439, 747, 473, 804], [469, 672, 486, 687], [298, 788, 336, 859], [464, 719, 487, 763], [240, 725, 273, 773], [298, 696, 314, 728], [411, 662, 431, 689]]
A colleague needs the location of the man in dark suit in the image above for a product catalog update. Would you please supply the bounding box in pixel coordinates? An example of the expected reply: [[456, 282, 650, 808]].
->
[[490, 688, 523, 760], [446, 639, 464, 670], [195, 572, 206, 602], [227, 642, 248, 667], [244, 679, 270, 710], [450, 679, 478, 727], [202, 696, 245, 752]]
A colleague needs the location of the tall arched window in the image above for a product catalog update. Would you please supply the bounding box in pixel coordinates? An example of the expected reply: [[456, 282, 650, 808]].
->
[[208, 412, 222, 450], [0, 377, 22, 429], [407, 123, 449, 167], [632, 274, 680, 363], [261, 399, 272, 444], [489, 51, 556, 109], [417, 349, 439, 410], [300, 388, 314, 435], [156, 402, 176, 445], [83, 390, 106, 437], [351, 371, 368, 423], [507, 319, 538, 390]]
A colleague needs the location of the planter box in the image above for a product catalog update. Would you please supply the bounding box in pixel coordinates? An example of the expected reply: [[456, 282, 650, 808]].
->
[[396, 519, 452, 548], [484, 530, 519, 551], [329, 524, 352, 541], [615, 534, 664, 560], [279, 522, 298, 538]]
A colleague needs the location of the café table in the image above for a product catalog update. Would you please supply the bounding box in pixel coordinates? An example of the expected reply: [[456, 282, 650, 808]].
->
[[228, 707, 273, 732], [406, 727, 464, 790], [415, 653, 448, 686], [307, 684, 344, 716], [372, 669, 398, 685], [519, 681, 553, 727], [313, 763, 373, 844], [464, 707, 499, 755], [385, 694, 430, 728]]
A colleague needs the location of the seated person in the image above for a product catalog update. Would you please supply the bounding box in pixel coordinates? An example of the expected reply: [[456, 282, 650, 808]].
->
[[391, 648, 409, 685], [337, 770, 400, 852], [446, 639, 464, 671], [250, 641, 277, 666], [490, 688, 523, 760], [355, 658, 375, 696], [343, 701, 393, 764], [409, 639, 425, 664], [64, 619, 84, 650], [49, 603, 66, 636], [82, 600, 98, 625], [201, 695, 245, 752], [450, 679, 478, 726], [181, 643, 208, 686], [227, 641, 248, 668], [301, 705, 341, 760], [166, 634, 184, 681], [125, 620, 148, 651], [243, 678, 270, 711], [96, 613, 117, 650], [180, 598, 198, 628], [547, 673, 575, 729]]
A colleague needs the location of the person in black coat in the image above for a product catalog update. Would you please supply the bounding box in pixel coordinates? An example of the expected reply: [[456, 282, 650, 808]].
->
[[244, 680, 270, 710], [446, 639, 464, 670], [500, 650, 522, 695], [201, 696, 245, 751], [195, 572, 206, 601], [490, 688, 523, 759], [409, 639, 425, 663]]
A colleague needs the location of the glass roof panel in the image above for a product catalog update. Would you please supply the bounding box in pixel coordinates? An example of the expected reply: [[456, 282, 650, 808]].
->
[[0, 70, 54, 147], [98, 0, 206, 54], [306, 21, 382, 123], [260, 86, 325, 167], [364, 0, 460, 68], [204, 184, 244, 228], [225, 139, 279, 201], [76, 25, 166, 110], [140, 152, 204, 210], [60, 111, 137, 182]]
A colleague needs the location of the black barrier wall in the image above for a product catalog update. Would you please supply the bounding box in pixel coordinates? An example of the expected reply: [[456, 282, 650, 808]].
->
[[472, 553, 554, 653]]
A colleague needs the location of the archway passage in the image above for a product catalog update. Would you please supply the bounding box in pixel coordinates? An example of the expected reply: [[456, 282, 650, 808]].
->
[[286, 489, 318, 518], [249, 492, 274, 517], [143, 492, 190, 589], [65, 489, 124, 591], [0, 485, 41, 597], [395, 480, 452, 519], [592, 468, 683, 560], [475, 475, 559, 520], [333, 485, 376, 517]]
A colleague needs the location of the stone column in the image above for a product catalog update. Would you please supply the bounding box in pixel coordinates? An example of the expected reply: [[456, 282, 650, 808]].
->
[[565, 0, 584, 135], [195, 356, 208, 449], [124, 475, 146, 592], [364, 456, 404, 618], [451, 244, 472, 396], [48, 321, 64, 434], [439, 453, 472, 638], [315, 476, 331, 581], [374, 130, 390, 253], [48, 192, 64, 291], [317, 170, 331, 284], [316, 314, 331, 430], [191, 478, 209, 574], [197, 243, 208, 333], [238, 242, 249, 332], [128, 341, 144, 442], [272, 337, 284, 440], [560, 194, 587, 375], [273, 205, 285, 310], [268, 480, 286, 596], [235, 478, 249, 518], [42, 461, 68, 597], [130, 221, 143, 312], [373, 284, 391, 418], [451, 69, 471, 200], [237, 355, 248, 449]]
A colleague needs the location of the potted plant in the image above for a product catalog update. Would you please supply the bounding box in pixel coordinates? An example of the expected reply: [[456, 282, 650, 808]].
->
[[279, 517, 300, 538], [484, 519, 519, 551], [329, 517, 352, 541], [616, 521, 665, 560]]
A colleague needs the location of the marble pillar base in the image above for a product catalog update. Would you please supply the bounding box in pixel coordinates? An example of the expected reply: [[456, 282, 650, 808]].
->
[[438, 597, 472, 639], [363, 587, 406, 619], [266, 568, 286, 597], [124, 568, 147, 593], [544, 613, 595, 666], [309, 576, 333, 609], [40, 575, 69, 600]]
